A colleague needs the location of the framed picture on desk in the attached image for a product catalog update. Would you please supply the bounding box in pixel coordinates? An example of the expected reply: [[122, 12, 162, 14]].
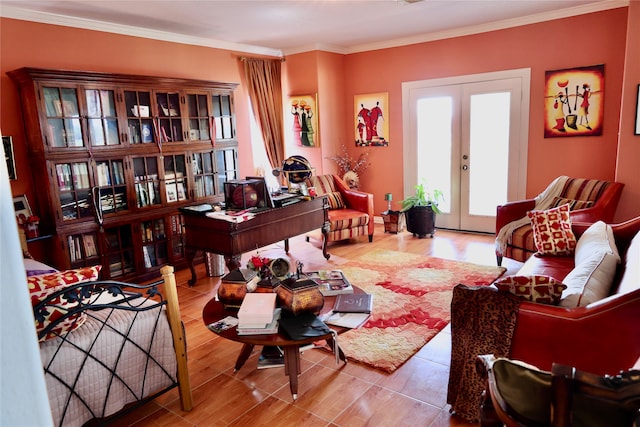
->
[[13, 194, 32, 224]]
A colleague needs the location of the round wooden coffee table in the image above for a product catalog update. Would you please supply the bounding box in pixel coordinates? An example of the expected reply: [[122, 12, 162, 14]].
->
[[202, 288, 363, 400]]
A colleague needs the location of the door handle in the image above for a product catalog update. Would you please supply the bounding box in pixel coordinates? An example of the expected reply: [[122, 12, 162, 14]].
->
[[462, 165, 468, 171]]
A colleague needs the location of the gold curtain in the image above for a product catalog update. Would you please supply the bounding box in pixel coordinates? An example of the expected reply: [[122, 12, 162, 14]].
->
[[240, 57, 285, 171]]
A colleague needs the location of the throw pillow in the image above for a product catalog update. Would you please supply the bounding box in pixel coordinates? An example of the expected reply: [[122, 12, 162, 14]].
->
[[28, 266, 101, 341], [495, 275, 566, 305], [24, 258, 58, 277], [326, 191, 346, 210], [574, 220, 620, 266], [551, 196, 594, 211], [527, 203, 577, 256], [560, 251, 618, 307]]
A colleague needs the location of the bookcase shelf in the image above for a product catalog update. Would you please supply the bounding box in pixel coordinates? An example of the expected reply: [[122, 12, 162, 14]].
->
[[9, 67, 239, 281]]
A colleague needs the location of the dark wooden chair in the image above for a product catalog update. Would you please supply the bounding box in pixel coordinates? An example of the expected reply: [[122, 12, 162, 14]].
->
[[476, 354, 640, 427]]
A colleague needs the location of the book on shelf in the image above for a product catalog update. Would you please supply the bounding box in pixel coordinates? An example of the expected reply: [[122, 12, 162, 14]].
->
[[323, 311, 370, 329], [306, 270, 354, 296], [238, 292, 277, 327], [333, 293, 373, 314], [82, 234, 97, 257], [237, 308, 281, 335], [257, 346, 284, 370]]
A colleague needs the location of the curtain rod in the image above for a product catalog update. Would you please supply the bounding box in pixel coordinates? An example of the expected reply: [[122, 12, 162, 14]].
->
[[238, 55, 286, 62]]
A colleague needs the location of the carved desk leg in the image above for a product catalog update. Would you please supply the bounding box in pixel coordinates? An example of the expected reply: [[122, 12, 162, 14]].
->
[[321, 221, 331, 260], [186, 247, 198, 286]]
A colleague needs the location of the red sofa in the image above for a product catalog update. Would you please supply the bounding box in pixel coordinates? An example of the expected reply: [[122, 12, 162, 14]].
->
[[448, 216, 640, 422], [508, 216, 640, 375]]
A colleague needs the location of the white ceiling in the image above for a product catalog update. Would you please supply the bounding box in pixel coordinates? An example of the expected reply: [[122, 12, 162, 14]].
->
[[0, 0, 625, 56]]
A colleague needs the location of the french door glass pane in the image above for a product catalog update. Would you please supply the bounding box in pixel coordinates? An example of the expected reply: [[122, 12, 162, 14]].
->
[[416, 96, 452, 213], [469, 92, 510, 216]]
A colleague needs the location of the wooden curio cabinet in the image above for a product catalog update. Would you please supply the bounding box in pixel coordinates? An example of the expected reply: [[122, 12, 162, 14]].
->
[[9, 68, 238, 282]]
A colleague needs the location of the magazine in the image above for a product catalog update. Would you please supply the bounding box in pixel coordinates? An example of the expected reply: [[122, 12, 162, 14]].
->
[[306, 270, 354, 296]]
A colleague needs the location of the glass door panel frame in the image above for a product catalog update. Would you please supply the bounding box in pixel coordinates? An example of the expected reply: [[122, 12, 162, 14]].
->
[[402, 68, 530, 232]]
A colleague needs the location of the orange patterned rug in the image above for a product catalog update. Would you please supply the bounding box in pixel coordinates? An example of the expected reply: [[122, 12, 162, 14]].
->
[[335, 249, 506, 373]]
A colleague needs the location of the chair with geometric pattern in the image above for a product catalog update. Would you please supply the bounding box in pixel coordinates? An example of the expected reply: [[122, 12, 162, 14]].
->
[[305, 174, 374, 244], [495, 176, 624, 265]]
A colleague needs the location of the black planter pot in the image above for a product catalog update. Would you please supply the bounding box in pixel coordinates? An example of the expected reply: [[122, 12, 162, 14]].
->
[[405, 205, 436, 238]]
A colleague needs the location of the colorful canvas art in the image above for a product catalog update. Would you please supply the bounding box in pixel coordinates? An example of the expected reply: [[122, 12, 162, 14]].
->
[[289, 94, 318, 147], [544, 65, 604, 138], [354, 92, 389, 146]]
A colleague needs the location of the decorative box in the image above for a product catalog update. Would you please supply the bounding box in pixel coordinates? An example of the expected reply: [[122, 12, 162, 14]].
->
[[276, 277, 324, 316], [382, 210, 405, 234], [224, 179, 271, 211]]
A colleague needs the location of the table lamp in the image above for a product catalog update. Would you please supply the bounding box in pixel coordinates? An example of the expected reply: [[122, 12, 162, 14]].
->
[[385, 193, 392, 212]]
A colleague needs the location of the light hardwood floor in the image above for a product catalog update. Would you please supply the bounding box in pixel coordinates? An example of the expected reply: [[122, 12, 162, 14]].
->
[[114, 222, 522, 426]]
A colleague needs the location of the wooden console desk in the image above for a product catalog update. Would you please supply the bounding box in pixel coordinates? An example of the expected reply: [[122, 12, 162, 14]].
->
[[181, 197, 330, 285]]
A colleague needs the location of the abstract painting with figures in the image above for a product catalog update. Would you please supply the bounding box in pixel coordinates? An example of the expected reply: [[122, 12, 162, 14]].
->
[[354, 92, 389, 146], [544, 65, 604, 138]]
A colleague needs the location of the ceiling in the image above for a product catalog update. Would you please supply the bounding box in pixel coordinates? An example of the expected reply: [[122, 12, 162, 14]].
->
[[0, 0, 624, 56]]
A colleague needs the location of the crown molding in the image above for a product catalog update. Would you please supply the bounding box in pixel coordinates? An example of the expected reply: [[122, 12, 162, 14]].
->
[[0, 5, 284, 58], [343, 0, 629, 54], [1, 1, 628, 57]]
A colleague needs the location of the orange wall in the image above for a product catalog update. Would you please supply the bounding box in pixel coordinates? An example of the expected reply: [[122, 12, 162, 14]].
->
[[3, 8, 638, 226], [285, 8, 636, 218], [614, 1, 640, 221], [1, 18, 257, 218]]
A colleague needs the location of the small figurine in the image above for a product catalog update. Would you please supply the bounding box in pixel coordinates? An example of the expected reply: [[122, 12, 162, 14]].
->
[[296, 261, 304, 279]]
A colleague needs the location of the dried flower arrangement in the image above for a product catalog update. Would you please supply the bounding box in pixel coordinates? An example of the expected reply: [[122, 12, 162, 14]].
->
[[327, 144, 371, 176]]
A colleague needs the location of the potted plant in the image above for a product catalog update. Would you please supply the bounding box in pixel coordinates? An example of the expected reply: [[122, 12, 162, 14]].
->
[[401, 183, 444, 238]]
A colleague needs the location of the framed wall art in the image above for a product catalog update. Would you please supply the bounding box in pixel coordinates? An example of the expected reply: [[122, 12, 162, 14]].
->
[[544, 64, 604, 138], [288, 94, 318, 147], [3, 136, 16, 180], [354, 92, 388, 146], [635, 84, 640, 135], [13, 195, 32, 223]]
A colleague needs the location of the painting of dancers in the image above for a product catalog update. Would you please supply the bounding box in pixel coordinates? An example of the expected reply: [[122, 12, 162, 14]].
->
[[354, 92, 389, 146], [544, 65, 604, 138], [289, 94, 318, 147]]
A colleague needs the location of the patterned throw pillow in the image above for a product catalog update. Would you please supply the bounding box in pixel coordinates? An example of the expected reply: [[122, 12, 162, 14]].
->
[[28, 266, 101, 341], [551, 196, 594, 211], [495, 275, 567, 305], [327, 191, 346, 209], [527, 203, 577, 256]]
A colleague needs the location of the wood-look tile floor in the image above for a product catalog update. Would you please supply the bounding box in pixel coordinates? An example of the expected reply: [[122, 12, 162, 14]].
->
[[112, 223, 522, 427]]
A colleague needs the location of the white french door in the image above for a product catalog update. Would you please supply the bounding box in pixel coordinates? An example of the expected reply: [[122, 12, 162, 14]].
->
[[403, 69, 530, 233]]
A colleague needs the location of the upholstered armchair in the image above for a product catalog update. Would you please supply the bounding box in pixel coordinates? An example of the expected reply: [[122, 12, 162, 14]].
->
[[305, 174, 374, 243], [495, 177, 624, 265]]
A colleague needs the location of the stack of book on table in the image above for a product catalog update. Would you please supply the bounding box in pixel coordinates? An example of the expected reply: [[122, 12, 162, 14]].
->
[[237, 293, 279, 335], [324, 293, 373, 329]]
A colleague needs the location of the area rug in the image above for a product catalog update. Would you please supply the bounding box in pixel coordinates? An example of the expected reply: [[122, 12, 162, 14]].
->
[[334, 249, 506, 373]]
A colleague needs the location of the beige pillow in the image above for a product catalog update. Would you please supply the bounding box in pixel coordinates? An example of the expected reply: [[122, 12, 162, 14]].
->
[[559, 251, 618, 307], [575, 221, 620, 265]]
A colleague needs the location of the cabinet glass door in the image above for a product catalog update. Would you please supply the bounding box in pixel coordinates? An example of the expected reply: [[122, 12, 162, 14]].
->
[[105, 225, 134, 278], [156, 92, 183, 142], [43, 86, 83, 148], [192, 151, 216, 198], [95, 159, 128, 214], [124, 90, 155, 144], [141, 218, 168, 270], [55, 162, 92, 221], [163, 154, 188, 203], [215, 148, 237, 191], [186, 93, 211, 141], [85, 89, 119, 146], [133, 156, 161, 208], [212, 94, 234, 140]]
